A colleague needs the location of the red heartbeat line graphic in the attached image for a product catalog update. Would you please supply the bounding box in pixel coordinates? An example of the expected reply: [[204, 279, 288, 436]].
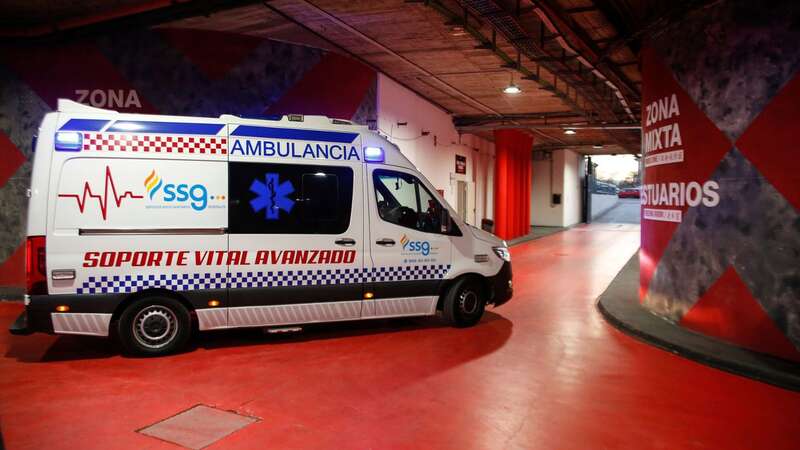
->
[[58, 166, 143, 220]]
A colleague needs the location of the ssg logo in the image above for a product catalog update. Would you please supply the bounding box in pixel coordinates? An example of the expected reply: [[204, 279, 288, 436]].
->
[[250, 173, 295, 220], [401, 234, 431, 256], [144, 170, 222, 211]]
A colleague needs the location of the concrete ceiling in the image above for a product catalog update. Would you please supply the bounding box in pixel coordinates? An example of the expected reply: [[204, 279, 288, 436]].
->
[[0, 0, 663, 154]]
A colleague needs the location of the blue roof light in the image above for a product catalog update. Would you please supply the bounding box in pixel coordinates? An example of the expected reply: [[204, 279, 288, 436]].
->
[[55, 131, 83, 151], [364, 146, 384, 163]]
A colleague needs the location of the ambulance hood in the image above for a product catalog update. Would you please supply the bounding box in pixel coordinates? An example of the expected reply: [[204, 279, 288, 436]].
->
[[468, 225, 505, 247]]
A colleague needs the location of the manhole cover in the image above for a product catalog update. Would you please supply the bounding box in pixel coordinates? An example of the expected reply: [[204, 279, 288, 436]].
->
[[138, 405, 258, 449]]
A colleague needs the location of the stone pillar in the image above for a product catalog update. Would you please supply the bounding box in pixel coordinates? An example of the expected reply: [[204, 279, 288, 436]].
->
[[639, 0, 800, 361]]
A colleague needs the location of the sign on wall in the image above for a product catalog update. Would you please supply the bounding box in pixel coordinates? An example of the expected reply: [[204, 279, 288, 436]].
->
[[639, 35, 800, 362], [455, 154, 467, 174]]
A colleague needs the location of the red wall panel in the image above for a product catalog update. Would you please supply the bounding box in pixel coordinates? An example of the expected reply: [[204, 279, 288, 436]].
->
[[493, 129, 533, 240]]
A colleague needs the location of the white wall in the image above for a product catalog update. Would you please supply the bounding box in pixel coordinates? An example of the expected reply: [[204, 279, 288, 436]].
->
[[563, 150, 583, 226], [376, 74, 495, 225], [531, 149, 583, 227], [531, 151, 564, 226]]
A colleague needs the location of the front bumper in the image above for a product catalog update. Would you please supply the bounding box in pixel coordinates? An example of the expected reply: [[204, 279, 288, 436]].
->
[[488, 261, 513, 306]]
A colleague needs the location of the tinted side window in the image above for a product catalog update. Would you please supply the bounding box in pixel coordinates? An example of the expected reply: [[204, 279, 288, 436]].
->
[[229, 162, 353, 234], [373, 169, 444, 234]]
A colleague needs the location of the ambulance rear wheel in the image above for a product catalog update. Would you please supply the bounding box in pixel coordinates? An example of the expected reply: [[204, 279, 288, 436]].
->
[[118, 297, 191, 356], [442, 278, 485, 327]]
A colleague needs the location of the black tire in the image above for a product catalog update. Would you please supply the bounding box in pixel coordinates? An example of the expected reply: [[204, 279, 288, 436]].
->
[[442, 277, 486, 327], [117, 296, 191, 356]]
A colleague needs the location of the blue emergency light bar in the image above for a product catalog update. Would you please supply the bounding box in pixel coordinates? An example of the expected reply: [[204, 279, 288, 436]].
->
[[54, 131, 83, 151], [364, 146, 384, 162]]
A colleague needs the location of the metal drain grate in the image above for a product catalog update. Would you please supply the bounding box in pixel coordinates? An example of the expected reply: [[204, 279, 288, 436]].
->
[[138, 405, 257, 449]]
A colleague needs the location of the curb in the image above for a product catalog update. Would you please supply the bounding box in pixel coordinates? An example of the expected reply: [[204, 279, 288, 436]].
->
[[597, 252, 800, 392]]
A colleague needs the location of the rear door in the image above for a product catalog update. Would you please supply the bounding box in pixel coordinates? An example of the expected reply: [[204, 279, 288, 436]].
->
[[47, 116, 229, 333], [226, 127, 365, 326], [364, 166, 452, 318]]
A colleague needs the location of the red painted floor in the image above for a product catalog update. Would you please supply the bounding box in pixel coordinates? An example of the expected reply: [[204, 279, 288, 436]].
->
[[1, 224, 799, 449]]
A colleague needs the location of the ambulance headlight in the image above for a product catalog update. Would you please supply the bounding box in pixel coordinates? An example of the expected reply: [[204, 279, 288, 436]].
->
[[492, 246, 511, 262], [364, 146, 384, 162], [55, 131, 83, 151]]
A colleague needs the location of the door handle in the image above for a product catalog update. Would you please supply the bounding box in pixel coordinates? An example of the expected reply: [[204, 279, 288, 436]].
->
[[52, 269, 75, 280], [335, 238, 356, 246], [376, 238, 396, 246]]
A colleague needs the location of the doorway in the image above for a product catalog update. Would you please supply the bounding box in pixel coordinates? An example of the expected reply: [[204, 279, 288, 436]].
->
[[587, 154, 641, 224], [456, 180, 468, 222]]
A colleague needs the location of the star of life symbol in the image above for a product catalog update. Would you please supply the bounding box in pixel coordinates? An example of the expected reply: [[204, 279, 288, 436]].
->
[[250, 173, 295, 220]]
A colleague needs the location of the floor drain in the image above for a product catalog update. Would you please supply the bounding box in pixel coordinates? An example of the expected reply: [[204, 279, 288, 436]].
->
[[138, 405, 258, 449]]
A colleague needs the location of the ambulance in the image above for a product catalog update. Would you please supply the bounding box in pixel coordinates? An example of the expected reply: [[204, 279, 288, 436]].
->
[[9, 100, 512, 356]]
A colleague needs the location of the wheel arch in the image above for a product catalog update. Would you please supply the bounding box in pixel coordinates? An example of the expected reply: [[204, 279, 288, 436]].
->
[[436, 272, 490, 310], [111, 288, 195, 324]]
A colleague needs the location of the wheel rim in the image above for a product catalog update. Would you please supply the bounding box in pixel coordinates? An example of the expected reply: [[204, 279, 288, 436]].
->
[[132, 305, 178, 350], [459, 289, 479, 315]]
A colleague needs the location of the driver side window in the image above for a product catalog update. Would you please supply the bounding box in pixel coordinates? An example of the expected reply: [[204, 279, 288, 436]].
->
[[373, 169, 445, 234]]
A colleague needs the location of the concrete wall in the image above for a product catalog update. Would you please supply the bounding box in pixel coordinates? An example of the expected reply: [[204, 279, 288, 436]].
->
[[640, 0, 800, 361], [376, 74, 495, 226], [531, 149, 583, 227]]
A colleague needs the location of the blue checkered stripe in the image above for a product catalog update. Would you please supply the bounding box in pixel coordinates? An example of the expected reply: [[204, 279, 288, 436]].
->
[[77, 273, 227, 294], [229, 268, 366, 288], [77, 264, 451, 294], [368, 264, 451, 282]]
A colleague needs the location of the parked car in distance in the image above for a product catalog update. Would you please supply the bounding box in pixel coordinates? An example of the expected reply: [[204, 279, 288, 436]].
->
[[618, 187, 641, 198], [593, 181, 619, 195]]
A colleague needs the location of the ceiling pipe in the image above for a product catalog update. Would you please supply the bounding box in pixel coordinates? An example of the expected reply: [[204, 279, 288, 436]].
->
[[456, 123, 641, 132], [528, 0, 637, 121]]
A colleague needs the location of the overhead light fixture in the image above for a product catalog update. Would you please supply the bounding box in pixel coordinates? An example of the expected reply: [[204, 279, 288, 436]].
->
[[503, 72, 522, 95], [593, 144, 603, 149], [450, 26, 466, 36], [563, 128, 577, 135]]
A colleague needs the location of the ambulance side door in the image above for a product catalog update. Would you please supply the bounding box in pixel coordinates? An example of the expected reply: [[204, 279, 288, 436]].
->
[[226, 131, 365, 326], [364, 166, 453, 317]]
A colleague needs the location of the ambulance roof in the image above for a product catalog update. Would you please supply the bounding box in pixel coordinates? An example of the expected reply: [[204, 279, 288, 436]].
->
[[55, 99, 416, 170]]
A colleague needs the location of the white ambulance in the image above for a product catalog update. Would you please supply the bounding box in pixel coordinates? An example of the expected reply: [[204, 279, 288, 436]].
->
[[10, 100, 512, 356]]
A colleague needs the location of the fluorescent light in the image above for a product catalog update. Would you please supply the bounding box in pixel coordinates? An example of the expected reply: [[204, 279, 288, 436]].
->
[[503, 83, 522, 94], [563, 129, 577, 135], [593, 144, 603, 149], [364, 146, 384, 162], [54, 131, 83, 151], [450, 26, 466, 36]]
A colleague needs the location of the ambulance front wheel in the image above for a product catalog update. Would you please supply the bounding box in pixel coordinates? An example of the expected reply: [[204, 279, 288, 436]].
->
[[442, 278, 486, 327], [117, 297, 192, 356]]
